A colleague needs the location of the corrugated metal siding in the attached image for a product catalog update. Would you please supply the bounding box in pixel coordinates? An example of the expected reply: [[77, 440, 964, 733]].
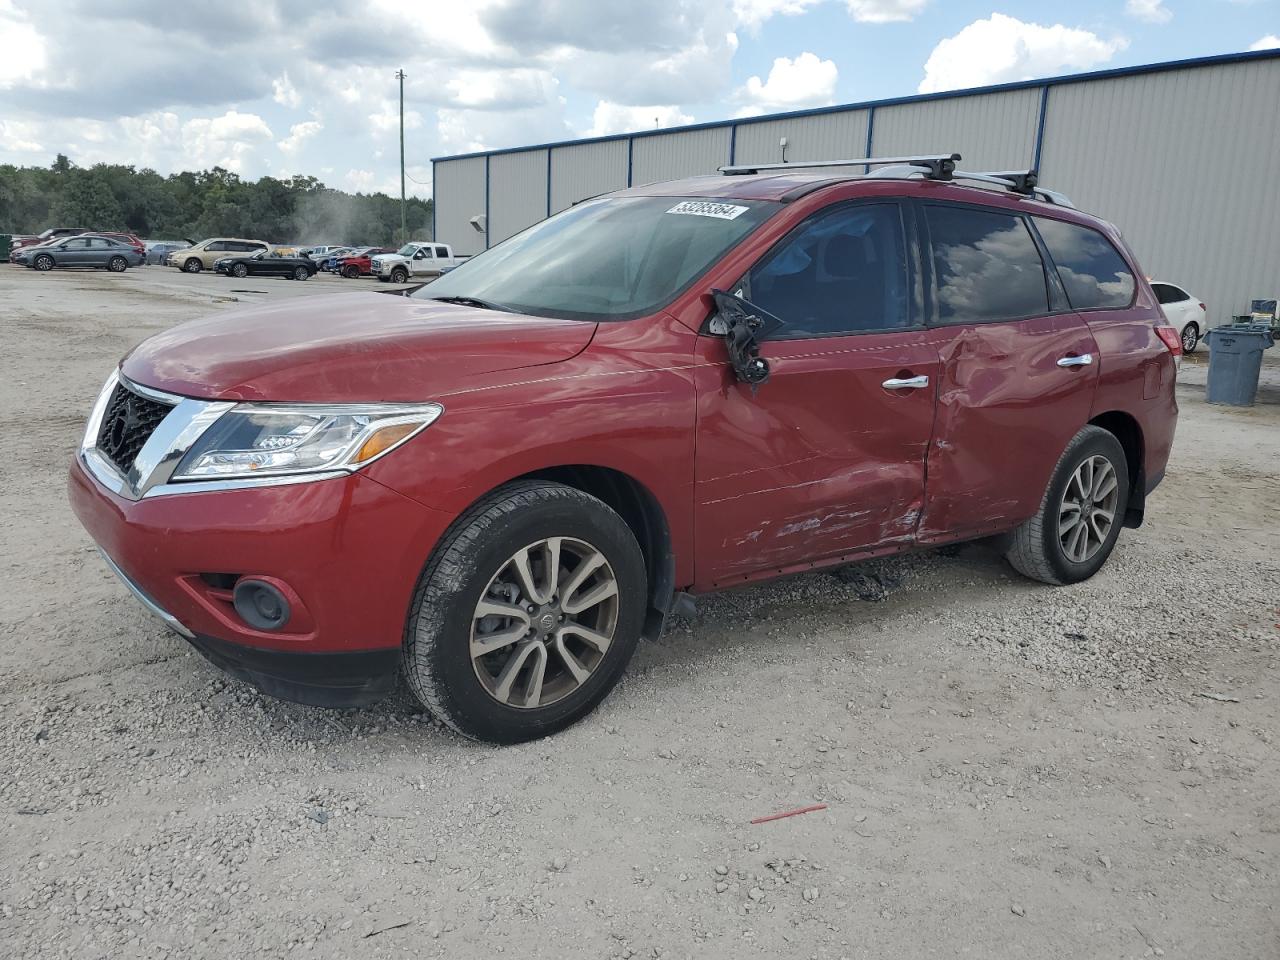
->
[[631, 127, 732, 185], [872, 89, 1042, 171], [734, 109, 870, 167], [1039, 59, 1280, 324], [433, 156, 487, 256], [488, 149, 549, 244], [549, 140, 629, 213]]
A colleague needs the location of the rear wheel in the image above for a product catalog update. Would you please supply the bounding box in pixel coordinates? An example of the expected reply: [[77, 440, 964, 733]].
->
[[34, 254, 54, 271], [1181, 322, 1200, 353], [403, 481, 647, 743], [390, 267, 408, 284], [1005, 426, 1129, 585], [183, 258, 202, 273], [107, 256, 128, 272]]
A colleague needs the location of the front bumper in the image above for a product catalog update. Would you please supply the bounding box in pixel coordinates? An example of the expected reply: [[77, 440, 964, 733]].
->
[[69, 457, 453, 706]]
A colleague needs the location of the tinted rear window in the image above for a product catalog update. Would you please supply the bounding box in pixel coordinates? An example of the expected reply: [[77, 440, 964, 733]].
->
[[1152, 282, 1188, 305], [925, 205, 1049, 324], [1036, 218, 1135, 310]]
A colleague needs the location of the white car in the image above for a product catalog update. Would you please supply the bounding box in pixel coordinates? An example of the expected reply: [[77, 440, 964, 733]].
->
[[1151, 280, 1207, 353]]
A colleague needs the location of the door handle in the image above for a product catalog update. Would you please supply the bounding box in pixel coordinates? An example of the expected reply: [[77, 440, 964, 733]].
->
[[882, 375, 929, 390], [1057, 353, 1093, 368]]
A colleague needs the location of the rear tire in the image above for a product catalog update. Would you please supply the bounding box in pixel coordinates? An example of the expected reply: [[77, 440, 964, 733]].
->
[[108, 256, 127, 272], [183, 258, 202, 273], [403, 481, 647, 743], [1005, 425, 1130, 585], [1181, 322, 1199, 354]]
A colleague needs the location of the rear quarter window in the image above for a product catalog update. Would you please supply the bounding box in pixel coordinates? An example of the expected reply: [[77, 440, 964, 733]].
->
[[1035, 218, 1136, 310], [925, 205, 1050, 324]]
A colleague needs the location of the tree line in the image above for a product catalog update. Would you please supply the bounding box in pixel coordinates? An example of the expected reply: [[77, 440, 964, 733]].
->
[[0, 155, 434, 245]]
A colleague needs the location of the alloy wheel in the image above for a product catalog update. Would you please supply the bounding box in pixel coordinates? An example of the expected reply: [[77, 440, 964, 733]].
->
[[35, 256, 53, 271], [1181, 325, 1198, 352], [1058, 454, 1120, 563], [470, 536, 619, 709]]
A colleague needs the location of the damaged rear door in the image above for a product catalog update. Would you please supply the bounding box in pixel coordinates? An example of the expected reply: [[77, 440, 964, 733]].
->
[[692, 200, 938, 588], [915, 201, 1100, 542]]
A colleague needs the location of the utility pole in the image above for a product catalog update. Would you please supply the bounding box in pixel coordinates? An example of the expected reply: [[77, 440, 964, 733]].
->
[[396, 68, 407, 243]]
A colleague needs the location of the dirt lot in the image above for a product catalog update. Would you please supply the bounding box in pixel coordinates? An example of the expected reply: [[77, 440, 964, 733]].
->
[[1, 265, 1277, 959]]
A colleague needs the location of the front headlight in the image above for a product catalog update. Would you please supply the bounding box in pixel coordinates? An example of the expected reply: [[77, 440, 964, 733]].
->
[[171, 403, 443, 481]]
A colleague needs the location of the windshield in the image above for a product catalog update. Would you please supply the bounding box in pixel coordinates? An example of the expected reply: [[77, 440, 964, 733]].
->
[[413, 196, 776, 320], [395, 244, 417, 257]]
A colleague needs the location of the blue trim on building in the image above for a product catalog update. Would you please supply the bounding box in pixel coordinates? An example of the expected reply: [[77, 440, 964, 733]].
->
[[626, 138, 634, 187], [433, 49, 1280, 163], [728, 123, 737, 166], [1033, 85, 1050, 171], [483, 155, 490, 250], [429, 160, 436, 240], [546, 147, 552, 217]]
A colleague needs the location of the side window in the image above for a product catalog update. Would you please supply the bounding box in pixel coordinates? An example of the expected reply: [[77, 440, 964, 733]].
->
[[925, 205, 1049, 324], [1035, 217, 1136, 310], [1153, 283, 1187, 305], [206, 241, 227, 252], [66, 238, 90, 249], [740, 203, 910, 337], [435, 246, 449, 258], [415, 247, 431, 259]]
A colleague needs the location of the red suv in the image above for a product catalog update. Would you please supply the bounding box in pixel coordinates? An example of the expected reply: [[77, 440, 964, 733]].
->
[[69, 156, 1179, 743]]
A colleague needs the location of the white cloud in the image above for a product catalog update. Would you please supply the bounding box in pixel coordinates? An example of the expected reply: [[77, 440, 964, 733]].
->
[[920, 13, 1128, 94], [0, 1, 47, 88], [584, 101, 694, 137], [279, 119, 323, 154], [1249, 35, 1280, 51], [737, 51, 837, 116], [345, 169, 376, 191], [732, 0, 822, 31], [0, 119, 44, 152], [272, 71, 302, 108], [180, 111, 274, 171], [1125, 0, 1172, 24], [846, 0, 927, 23]]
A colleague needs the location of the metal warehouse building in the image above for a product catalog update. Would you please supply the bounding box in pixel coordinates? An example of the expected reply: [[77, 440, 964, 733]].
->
[[432, 50, 1280, 324]]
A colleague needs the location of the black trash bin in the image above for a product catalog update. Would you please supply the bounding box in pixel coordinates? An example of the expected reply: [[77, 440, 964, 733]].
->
[[1204, 324, 1275, 407]]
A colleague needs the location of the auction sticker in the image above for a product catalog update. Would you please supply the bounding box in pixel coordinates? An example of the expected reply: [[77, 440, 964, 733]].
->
[[666, 200, 750, 220]]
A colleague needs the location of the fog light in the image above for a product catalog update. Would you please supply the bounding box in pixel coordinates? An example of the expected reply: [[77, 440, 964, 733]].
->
[[233, 579, 291, 632]]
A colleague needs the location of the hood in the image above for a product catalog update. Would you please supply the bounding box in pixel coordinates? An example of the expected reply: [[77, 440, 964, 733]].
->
[[121, 291, 597, 403], [373, 253, 407, 264]]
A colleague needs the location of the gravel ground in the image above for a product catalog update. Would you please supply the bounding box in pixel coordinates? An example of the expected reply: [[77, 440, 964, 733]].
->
[[1, 266, 1277, 959]]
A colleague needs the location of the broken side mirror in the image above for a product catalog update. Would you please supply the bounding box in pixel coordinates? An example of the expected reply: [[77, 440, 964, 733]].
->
[[709, 289, 785, 392]]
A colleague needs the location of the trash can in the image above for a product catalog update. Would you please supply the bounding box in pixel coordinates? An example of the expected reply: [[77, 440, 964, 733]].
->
[[0, 235, 11, 262], [1204, 324, 1275, 407]]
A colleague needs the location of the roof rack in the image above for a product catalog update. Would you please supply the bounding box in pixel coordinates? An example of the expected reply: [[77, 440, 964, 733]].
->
[[720, 153, 961, 180], [718, 152, 1074, 207], [864, 164, 1076, 207]]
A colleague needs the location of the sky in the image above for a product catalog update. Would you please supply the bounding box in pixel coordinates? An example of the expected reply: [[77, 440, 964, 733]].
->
[[0, 0, 1276, 200]]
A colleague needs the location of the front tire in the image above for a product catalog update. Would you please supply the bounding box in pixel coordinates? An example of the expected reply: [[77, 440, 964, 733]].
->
[[183, 258, 202, 273], [1005, 426, 1129, 585], [390, 267, 408, 284], [403, 481, 647, 743], [1181, 322, 1200, 353], [293, 266, 310, 281], [108, 256, 127, 272], [343, 265, 360, 279], [232, 262, 248, 278], [34, 255, 54, 271]]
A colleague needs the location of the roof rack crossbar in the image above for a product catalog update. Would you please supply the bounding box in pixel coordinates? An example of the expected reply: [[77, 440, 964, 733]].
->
[[865, 165, 1075, 208], [720, 153, 960, 180]]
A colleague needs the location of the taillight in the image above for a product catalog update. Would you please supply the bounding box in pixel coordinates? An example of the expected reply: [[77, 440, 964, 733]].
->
[[1199, 302, 1206, 312], [1155, 324, 1182, 370]]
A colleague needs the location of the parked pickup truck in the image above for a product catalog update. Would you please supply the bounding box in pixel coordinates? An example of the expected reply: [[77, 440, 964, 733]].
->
[[371, 242, 467, 283]]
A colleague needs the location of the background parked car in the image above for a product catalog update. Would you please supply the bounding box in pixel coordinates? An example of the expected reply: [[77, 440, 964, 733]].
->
[[170, 238, 269, 273], [214, 250, 317, 280], [1151, 280, 1208, 353], [336, 246, 395, 278], [96, 232, 146, 258], [11, 227, 90, 259], [315, 247, 359, 272], [13, 234, 143, 272], [144, 240, 192, 265], [5, 235, 38, 262]]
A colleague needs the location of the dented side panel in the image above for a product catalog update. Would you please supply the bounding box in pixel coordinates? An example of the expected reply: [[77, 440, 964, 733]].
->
[[917, 313, 1100, 541], [692, 330, 940, 588]]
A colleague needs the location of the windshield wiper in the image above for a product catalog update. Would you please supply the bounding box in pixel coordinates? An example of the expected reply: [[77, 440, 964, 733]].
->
[[429, 295, 513, 313]]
